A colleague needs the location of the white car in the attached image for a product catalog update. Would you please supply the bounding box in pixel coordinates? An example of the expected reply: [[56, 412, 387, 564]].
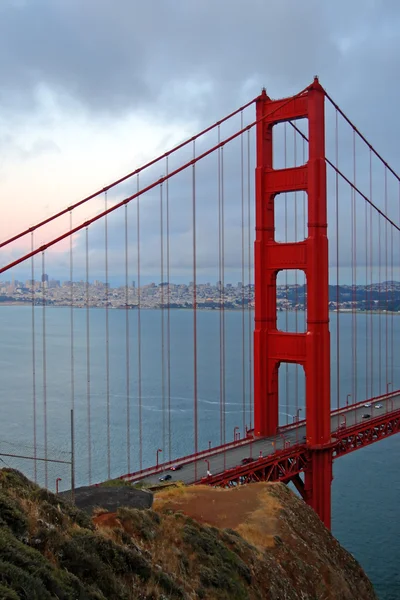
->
[[374, 404, 383, 409], [364, 403, 371, 408]]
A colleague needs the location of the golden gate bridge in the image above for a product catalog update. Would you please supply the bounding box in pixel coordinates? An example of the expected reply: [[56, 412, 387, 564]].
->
[[0, 77, 399, 530]]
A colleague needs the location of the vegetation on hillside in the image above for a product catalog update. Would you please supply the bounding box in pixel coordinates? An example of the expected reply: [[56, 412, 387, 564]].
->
[[0, 469, 377, 599]]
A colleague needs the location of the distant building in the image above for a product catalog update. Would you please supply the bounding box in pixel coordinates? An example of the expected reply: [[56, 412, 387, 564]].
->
[[47, 280, 60, 289]]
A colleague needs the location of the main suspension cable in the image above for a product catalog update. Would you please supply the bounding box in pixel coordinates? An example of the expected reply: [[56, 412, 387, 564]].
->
[[0, 98, 259, 249]]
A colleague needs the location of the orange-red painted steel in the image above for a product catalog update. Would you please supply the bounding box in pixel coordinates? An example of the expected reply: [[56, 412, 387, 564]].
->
[[200, 409, 400, 491], [332, 409, 400, 457], [254, 78, 332, 527], [200, 446, 309, 488]]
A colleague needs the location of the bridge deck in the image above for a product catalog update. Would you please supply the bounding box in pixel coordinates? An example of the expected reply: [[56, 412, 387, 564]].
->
[[120, 392, 400, 487]]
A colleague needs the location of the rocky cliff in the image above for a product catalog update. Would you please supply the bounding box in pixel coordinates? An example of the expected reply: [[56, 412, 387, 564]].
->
[[0, 468, 377, 599]]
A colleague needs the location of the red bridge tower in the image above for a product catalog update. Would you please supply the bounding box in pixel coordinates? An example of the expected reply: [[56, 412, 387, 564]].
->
[[254, 78, 333, 528]]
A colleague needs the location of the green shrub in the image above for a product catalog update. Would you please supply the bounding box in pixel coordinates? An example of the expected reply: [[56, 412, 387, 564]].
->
[[59, 531, 153, 598], [0, 583, 19, 600], [0, 493, 28, 537], [155, 571, 185, 598], [0, 469, 37, 493], [0, 560, 53, 600], [0, 529, 82, 599], [183, 521, 252, 594]]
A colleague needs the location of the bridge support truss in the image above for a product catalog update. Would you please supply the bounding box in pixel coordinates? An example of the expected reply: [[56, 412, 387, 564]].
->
[[254, 78, 332, 528]]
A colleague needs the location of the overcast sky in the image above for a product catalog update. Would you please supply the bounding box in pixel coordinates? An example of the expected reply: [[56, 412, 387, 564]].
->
[[1, 0, 399, 284]]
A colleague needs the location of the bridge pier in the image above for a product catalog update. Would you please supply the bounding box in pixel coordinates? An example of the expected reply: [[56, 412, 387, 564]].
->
[[304, 449, 333, 529], [290, 448, 333, 529]]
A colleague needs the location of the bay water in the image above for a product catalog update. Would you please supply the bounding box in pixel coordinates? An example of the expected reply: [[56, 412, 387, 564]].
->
[[0, 306, 398, 599]]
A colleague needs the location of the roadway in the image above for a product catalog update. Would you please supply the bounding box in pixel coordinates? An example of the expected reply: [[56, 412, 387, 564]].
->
[[126, 392, 400, 487]]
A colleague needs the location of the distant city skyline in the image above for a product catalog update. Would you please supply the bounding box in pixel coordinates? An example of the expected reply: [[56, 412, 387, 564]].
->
[[2, 277, 400, 313], [3, 273, 400, 289]]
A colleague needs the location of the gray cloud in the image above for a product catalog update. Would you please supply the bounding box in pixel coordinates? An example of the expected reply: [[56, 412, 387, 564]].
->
[[1, 0, 400, 285], [1, 1, 399, 126], [2, 0, 400, 157]]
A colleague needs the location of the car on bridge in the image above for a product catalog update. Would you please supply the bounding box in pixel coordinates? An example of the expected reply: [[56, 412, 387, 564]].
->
[[169, 465, 183, 471], [241, 457, 256, 465], [362, 413, 371, 419], [159, 474, 172, 482], [374, 404, 383, 409]]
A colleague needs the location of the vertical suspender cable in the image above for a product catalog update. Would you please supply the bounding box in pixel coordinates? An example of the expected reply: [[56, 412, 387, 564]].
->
[[218, 126, 223, 445], [390, 211, 394, 388], [365, 161, 369, 401], [247, 129, 253, 431], [105, 191, 111, 480], [367, 151, 372, 398], [335, 110, 340, 410], [369, 152, 374, 397], [354, 131, 358, 403], [396, 180, 400, 390], [384, 168, 389, 392], [293, 122, 299, 431], [221, 145, 226, 458], [160, 179, 166, 466], [70, 214, 75, 413], [284, 123, 289, 425], [221, 146, 226, 460], [192, 140, 198, 478], [85, 227, 92, 483], [41, 252, 48, 487], [31, 235, 37, 482], [136, 174, 143, 470], [217, 132, 226, 459], [378, 208, 382, 394], [350, 136, 355, 404], [125, 202, 131, 473], [166, 156, 172, 463], [392, 181, 400, 390], [69, 212, 75, 488], [240, 112, 246, 435]]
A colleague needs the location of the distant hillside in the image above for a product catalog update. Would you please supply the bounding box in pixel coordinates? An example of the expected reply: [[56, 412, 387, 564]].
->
[[277, 283, 400, 311], [0, 469, 377, 599]]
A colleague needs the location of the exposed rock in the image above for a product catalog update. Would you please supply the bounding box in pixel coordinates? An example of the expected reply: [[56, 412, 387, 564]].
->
[[59, 484, 153, 514]]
